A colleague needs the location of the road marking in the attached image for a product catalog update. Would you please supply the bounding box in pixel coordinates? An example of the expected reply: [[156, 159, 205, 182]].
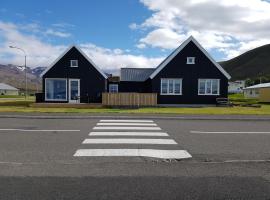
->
[[99, 120, 154, 123], [93, 126, 161, 130], [97, 123, 157, 126], [89, 132, 169, 136], [190, 131, 270, 134], [82, 138, 177, 144], [0, 129, 80, 132], [74, 149, 191, 159]]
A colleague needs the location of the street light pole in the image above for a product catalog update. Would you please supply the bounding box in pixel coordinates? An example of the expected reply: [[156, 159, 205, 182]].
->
[[9, 46, 27, 100]]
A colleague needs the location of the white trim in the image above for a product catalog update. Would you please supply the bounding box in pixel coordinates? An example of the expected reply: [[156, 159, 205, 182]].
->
[[45, 78, 67, 101], [187, 57, 195, 64], [160, 78, 182, 95], [149, 36, 231, 79], [198, 79, 220, 96], [70, 60, 78, 67], [41, 45, 107, 79], [68, 79, 80, 103]]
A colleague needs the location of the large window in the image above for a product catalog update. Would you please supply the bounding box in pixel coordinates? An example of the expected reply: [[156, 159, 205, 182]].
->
[[198, 79, 220, 95], [45, 79, 67, 101], [109, 84, 118, 93], [161, 79, 182, 95]]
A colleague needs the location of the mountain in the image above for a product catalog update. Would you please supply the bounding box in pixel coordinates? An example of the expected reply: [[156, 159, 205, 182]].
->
[[220, 44, 270, 80], [0, 64, 45, 92]]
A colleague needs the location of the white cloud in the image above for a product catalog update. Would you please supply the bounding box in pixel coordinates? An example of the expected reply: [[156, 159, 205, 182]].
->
[[80, 43, 164, 74], [0, 21, 164, 74], [45, 29, 71, 38], [134, 0, 270, 59], [139, 28, 186, 49], [129, 23, 139, 30]]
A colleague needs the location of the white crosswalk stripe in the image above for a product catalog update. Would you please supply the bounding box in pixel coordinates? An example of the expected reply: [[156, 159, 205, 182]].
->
[[82, 138, 177, 144], [74, 149, 192, 159], [99, 120, 154, 123], [96, 123, 157, 126], [93, 126, 161, 130], [89, 132, 169, 136], [73, 119, 192, 159]]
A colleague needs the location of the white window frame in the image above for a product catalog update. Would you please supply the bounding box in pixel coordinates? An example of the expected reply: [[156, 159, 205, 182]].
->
[[187, 57, 195, 64], [45, 78, 67, 101], [160, 78, 182, 95], [69, 79, 80, 103], [198, 79, 220, 95], [109, 84, 118, 93], [70, 60, 78, 67]]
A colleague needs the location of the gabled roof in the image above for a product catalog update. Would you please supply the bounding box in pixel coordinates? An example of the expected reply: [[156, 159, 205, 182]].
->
[[0, 83, 19, 90], [243, 83, 270, 90], [149, 36, 231, 80], [40, 45, 107, 78], [121, 68, 155, 82]]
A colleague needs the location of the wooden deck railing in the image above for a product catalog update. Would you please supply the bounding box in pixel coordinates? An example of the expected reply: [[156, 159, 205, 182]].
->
[[102, 93, 157, 106]]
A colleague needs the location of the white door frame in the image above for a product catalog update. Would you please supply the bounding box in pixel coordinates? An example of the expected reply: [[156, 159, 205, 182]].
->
[[69, 79, 80, 103]]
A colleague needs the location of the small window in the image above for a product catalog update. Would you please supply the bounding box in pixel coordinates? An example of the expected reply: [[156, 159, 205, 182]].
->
[[161, 79, 182, 95], [109, 84, 118, 93], [187, 57, 195, 64], [70, 60, 78, 67], [198, 79, 220, 95]]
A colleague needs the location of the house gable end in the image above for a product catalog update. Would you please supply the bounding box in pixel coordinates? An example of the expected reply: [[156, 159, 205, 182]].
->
[[149, 36, 231, 80], [41, 45, 107, 79]]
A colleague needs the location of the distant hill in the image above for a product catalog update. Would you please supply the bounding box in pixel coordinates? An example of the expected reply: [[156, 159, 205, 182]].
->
[[0, 64, 45, 92], [220, 44, 270, 80]]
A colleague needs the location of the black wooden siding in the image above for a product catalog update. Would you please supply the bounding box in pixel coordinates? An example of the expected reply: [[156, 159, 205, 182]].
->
[[42, 47, 107, 103], [150, 41, 228, 104]]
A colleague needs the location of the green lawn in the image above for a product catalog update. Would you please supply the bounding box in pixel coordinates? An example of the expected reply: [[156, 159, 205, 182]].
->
[[0, 104, 270, 115], [0, 94, 269, 115]]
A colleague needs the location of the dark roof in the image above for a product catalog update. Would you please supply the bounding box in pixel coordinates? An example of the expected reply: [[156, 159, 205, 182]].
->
[[120, 68, 155, 82]]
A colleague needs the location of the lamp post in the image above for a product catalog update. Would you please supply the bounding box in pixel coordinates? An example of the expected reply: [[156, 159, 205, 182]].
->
[[9, 46, 27, 100]]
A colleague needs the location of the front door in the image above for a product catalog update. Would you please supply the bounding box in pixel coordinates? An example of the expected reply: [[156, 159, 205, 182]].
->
[[69, 79, 80, 103]]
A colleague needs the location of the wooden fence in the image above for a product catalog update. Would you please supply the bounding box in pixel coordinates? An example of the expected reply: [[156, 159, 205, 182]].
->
[[102, 93, 157, 106]]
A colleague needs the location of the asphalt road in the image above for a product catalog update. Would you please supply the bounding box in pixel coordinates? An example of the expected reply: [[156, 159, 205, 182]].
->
[[0, 115, 270, 199]]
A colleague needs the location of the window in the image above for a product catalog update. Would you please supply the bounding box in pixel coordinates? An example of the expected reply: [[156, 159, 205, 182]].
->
[[198, 79, 220, 95], [45, 79, 67, 101], [70, 60, 78, 67], [109, 84, 118, 93], [161, 79, 182, 95], [187, 57, 195, 64]]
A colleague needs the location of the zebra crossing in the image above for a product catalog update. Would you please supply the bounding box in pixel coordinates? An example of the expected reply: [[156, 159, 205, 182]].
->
[[73, 119, 192, 159]]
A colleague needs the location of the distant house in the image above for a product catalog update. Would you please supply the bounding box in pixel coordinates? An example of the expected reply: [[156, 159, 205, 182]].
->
[[0, 83, 19, 95], [228, 80, 245, 94], [40, 36, 231, 104], [243, 83, 270, 102]]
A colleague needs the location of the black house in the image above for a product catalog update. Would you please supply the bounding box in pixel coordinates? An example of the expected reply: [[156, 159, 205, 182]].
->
[[41, 46, 107, 103], [40, 36, 231, 104], [119, 36, 231, 104]]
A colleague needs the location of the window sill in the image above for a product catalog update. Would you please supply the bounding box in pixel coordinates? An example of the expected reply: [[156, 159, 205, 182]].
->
[[160, 93, 182, 96], [198, 94, 220, 96], [45, 99, 68, 101]]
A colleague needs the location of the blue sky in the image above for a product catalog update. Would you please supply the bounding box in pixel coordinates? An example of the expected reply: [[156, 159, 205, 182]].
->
[[1, 0, 270, 73]]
